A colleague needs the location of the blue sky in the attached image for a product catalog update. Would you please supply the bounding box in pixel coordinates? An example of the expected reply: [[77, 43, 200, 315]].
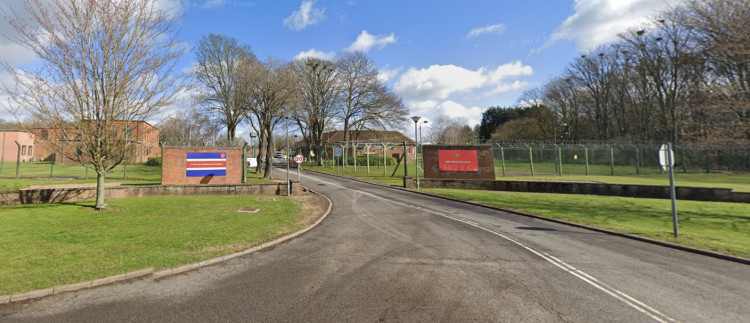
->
[[0, 0, 684, 138]]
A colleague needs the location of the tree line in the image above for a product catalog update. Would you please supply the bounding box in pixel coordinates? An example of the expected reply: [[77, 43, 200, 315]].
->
[[164, 34, 408, 177], [483, 0, 749, 144]]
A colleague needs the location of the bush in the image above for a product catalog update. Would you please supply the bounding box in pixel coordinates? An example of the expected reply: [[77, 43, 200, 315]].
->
[[145, 157, 162, 166]]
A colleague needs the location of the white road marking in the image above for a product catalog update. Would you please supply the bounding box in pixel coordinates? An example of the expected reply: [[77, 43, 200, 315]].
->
[[300, 172, 678, 323]]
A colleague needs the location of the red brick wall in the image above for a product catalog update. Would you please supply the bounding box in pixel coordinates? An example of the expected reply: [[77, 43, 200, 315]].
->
[[162, 147, 243, 185], [423, 145, 495, 180]]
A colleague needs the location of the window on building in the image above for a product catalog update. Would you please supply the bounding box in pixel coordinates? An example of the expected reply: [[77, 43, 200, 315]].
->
[[28, 146, 33, 155], [41, 130, 48, 139], [124, 126, 132, 138], [21, 145, 26, 155]]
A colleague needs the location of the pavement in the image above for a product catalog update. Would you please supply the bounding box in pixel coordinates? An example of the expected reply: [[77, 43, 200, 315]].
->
[[1, 168, 749, 322]]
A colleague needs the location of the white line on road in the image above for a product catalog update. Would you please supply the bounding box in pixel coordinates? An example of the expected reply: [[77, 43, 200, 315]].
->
[[301, 172, 678, 323]]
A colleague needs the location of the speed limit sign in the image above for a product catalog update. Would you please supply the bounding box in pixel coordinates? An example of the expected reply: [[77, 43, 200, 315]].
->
[[294, 154, 304, 165]]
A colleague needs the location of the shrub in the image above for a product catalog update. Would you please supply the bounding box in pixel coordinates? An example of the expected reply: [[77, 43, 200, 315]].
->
[[145, 157, 162, 166]]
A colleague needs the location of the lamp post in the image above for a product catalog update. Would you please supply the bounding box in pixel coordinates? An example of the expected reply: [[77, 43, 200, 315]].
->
[[285, 114, 290, 196], [419, 120, 428, 175], [249, 132, 257, 158], [411, 116, 421, 189]]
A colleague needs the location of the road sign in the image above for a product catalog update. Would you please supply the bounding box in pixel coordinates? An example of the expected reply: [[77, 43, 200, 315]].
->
[[334, 146, 343, 157], [659, 144, 674, 171], [294, 154, 304, 165]]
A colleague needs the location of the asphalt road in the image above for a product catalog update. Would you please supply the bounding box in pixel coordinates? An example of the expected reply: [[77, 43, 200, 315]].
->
[[2, 169, 749, 322]]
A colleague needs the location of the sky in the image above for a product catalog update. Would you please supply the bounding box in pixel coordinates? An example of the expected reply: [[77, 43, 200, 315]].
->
[[0, 0, 684, 139]]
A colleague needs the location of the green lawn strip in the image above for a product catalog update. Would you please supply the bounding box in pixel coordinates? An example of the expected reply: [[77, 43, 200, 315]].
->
[[302, 165, 406, 186], [0, 195, 302, 295], [495, 173, 750, 192], [423, 189, 750, 259]]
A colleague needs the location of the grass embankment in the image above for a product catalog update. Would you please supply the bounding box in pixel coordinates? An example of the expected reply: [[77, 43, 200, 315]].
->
[[424, 189, 750, 259], [0, 195, 305, 295], [0, 162, 273, 191]]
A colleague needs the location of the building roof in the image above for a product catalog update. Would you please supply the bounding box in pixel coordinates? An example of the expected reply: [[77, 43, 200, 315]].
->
[[295, 130, 414, 146]]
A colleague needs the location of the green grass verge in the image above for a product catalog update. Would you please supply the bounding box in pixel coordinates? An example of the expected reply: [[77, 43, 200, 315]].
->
[[424, 189, 750, 259], [0, 195, 302, 295]]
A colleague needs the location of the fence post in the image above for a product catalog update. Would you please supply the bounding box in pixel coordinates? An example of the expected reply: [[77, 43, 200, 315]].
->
[[557, 145, 563, 176], [403, 141, 408, 177], [366, 144, 371, 174], [50, 152, 55, 177], [635, 146, 641, 175], [528, 145, 535, 177], [500, 145, 506, 177], [383, 143, 387, 176], [15, 141, 21, 179], [353, 143, 357, 173], [585, 147, 590, 176], [704, 149, 710, 174], [610, 146, 615, 176]]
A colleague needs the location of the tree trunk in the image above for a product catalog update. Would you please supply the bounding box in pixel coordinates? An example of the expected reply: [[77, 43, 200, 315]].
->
[[95, 171, 107, 210]]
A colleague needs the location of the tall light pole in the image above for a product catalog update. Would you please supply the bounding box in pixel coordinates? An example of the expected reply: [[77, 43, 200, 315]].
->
[[411, 116, 421, 189], [249, 132, 257, 158], [419, 120, 428, 175], [285, 114, 290, 196]]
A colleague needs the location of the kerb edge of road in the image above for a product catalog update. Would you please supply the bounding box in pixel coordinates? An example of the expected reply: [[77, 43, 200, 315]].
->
[[304, 169, 750, 266], [0, 189, 334, 306]]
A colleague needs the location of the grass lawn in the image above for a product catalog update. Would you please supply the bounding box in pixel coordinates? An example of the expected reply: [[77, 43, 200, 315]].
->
[[0, 195, 305, 295], [424, 189, 750, 259]]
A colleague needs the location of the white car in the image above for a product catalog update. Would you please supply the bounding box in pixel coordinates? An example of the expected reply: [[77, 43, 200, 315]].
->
[[274, 151, 283, 158]]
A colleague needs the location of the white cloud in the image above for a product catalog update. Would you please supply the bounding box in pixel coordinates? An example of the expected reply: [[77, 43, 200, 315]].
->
[[393, 61, 533, 102], [293, 48, 335, 60], [377, 67, 402, 83], [489, 81, 529, 95], [437, 101, 483, 126], [345, 30, 396, 52], [550, 0, 686, 51], [466, 23, 506, 39], [283, 0, 326, 31]]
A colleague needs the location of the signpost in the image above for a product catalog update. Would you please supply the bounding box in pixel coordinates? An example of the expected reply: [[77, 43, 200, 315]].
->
[[294, 154, 303, 181], [334, 146, 342, 174], [659, 143, 679, 237]]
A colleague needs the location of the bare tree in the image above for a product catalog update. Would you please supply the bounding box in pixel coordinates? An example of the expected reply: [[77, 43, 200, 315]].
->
[[244, 58, 296, 178], [292, 57, 340, 166], [157, 107, 216, 144], [194, 33, 256, 141], [428, 115, 473, 144], [2, 0, 184, 209], [335, 52, 408, 145]]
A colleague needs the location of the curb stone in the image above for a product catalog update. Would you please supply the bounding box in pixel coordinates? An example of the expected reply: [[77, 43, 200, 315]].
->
[[304, 169, 750, 266], [2, 190, 333, 305]]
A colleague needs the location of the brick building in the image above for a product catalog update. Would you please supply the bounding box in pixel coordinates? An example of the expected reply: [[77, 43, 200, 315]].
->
[[0, 129, 36, 163], [33, 121, 161, 164], [294, 130, 416, 159]]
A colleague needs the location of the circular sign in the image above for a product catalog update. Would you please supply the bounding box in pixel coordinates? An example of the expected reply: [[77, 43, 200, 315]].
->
[[294, 154, 304, 165]]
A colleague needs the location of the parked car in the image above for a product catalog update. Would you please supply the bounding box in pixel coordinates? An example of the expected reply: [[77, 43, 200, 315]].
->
[[274, 151, 283, 158]]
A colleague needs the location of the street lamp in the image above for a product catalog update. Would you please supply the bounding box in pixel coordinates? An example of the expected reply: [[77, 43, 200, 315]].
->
[[285, 114, 290, 196], [411, 116, 421, 189], [419, 120, 428, 174], [249, 132, 257, 158]]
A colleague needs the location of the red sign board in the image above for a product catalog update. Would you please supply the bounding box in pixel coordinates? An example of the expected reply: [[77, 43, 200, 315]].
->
[[438, 150, 479, 172]]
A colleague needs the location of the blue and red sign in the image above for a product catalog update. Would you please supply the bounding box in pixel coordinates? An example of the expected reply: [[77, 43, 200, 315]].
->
[[186, 152, 227, 177]]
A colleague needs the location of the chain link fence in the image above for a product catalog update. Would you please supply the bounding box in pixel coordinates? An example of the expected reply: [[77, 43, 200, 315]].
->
[[493, 140, 750, 176]]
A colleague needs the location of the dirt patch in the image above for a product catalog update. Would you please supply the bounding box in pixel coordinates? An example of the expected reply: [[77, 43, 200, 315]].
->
[[291, 191, 330, 227]]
